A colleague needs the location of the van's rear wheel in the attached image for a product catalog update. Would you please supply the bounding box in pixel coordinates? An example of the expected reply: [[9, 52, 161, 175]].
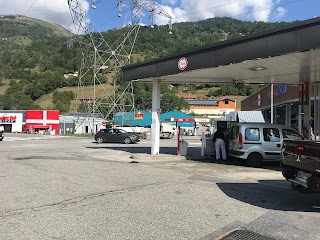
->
[[246, 153, 263, 167]]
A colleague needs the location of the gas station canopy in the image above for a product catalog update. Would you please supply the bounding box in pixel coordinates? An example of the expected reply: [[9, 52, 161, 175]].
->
[[122, 17, 320, 85]]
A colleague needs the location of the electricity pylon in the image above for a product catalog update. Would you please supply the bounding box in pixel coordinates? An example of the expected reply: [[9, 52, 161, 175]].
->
[[219, 28, 230, 41], [67, 0, 172, 133]]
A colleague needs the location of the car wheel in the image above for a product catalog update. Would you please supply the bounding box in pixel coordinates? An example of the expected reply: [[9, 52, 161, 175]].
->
[[124, 137, 131, 144], [246, 153, 263, 167], [96, 137, 104, 144]]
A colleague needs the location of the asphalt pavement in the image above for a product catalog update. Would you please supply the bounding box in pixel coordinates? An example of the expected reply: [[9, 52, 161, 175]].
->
[[0, 133, 319, 240]]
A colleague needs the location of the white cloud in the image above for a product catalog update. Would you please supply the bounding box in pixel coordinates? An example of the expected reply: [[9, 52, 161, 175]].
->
[[275, 7, 287, 18], [157, 0, 281, 23], [0, 0, 89, 31], [155, 5, 187, 25], [0, 0, 287, 32]]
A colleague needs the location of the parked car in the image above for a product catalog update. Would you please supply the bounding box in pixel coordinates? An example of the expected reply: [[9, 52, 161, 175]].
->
[[281, 140, 320, 191], [95, 128, 140, 144], [228, 123, 304, 167]]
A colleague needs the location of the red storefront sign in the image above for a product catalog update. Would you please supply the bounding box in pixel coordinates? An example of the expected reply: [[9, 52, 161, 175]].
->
[[134, 111, 144, 119], [0, 115, 17, 123]]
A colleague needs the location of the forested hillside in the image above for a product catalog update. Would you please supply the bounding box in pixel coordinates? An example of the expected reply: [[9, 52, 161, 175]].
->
[[0, 15, 288, 112]]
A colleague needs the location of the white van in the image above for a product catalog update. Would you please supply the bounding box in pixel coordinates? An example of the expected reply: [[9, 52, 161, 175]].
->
[[228, 123, 304, 167]]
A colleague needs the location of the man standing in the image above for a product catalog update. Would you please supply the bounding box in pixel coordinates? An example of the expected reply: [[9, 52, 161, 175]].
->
[[213, 128, 227, 161]]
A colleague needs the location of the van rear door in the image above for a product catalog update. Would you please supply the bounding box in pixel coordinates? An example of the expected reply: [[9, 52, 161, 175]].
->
[[228, 125, 239, 151], [262, 128, 281, 160]]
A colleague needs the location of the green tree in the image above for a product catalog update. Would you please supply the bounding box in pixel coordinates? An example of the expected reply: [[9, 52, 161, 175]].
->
[[52, 91, 75, 114], [161, 94, 189, 112], [207, 89, 215, 97]]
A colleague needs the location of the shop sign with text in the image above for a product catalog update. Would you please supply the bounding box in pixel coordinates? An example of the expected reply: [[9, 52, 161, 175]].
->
[[267, 85, 286, 98], [134, 111, 144, 119], [0, 115, 17, 123]]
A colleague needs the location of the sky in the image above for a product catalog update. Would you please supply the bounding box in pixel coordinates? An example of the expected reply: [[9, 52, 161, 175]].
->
[[0, 0, 319, 32]]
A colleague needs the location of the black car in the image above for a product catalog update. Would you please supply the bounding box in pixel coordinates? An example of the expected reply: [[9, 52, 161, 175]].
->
[[95, 128, 140, 144], [281, 140, 320, 191]]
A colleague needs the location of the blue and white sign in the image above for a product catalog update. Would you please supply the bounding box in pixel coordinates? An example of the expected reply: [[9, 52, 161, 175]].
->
[[268, 85, 286, 99]]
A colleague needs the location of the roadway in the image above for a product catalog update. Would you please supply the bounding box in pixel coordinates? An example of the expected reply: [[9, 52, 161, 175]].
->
[[0, 133, 319, 240]]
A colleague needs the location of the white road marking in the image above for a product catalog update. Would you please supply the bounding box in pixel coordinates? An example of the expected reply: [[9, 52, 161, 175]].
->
[[2, 136, 66, 142]]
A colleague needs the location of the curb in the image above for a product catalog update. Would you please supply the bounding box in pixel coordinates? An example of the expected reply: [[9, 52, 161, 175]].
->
[[130, 154, 186, 161]]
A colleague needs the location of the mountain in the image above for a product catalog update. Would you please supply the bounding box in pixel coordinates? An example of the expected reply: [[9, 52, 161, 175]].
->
[[0, 15, 72, 47], [0, 16, 289, 112], [121, 17, 288, 60]]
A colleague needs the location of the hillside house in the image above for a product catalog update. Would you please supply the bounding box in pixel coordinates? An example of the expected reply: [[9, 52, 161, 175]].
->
[[186, 99, 236, 116], [63, 71, 79, 79]]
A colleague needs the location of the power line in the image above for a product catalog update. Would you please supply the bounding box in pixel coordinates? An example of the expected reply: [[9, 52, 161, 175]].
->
[[24, 0, 39, 16], [97, 7, 132, 31]]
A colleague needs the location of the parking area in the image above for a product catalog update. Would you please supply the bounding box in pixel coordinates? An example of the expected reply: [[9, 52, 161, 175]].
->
[[1, 133, 320, 240]]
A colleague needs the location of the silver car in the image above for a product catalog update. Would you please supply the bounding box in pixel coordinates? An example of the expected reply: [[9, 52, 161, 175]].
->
[[228, 123, 304, 167]]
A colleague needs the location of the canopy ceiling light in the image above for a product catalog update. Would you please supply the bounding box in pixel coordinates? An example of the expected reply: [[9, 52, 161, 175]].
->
[[249, 66, 267, 71]]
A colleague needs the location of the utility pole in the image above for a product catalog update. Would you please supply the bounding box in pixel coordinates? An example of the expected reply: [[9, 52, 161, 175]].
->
[[234, 99, 237, 121], [271, 84, 274, 124], [92, 47, 97, 134]]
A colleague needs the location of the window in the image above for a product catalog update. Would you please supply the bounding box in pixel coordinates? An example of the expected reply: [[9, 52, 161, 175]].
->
[[282, 129, 303, 141], [245, 128, 260, 141], [263, 128, 280, 142], [114, 129, 127, 134], [118, 129, 127, 134]]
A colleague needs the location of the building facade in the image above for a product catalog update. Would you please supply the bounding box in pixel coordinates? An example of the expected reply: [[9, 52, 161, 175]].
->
[[0, 110, 25, 132], [0, 110, 59, 134], [25, 110, 59, 135], [241, 84, 320, 139], [60, 113, 106, 134], [186, 99, 236, 116]]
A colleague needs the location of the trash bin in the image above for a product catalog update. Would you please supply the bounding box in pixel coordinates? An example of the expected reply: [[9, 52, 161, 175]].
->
[[180, 140, 188, 156]]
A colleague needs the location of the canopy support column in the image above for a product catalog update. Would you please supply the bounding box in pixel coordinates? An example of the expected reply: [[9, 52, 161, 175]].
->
[[151, 80, 160, 155]]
